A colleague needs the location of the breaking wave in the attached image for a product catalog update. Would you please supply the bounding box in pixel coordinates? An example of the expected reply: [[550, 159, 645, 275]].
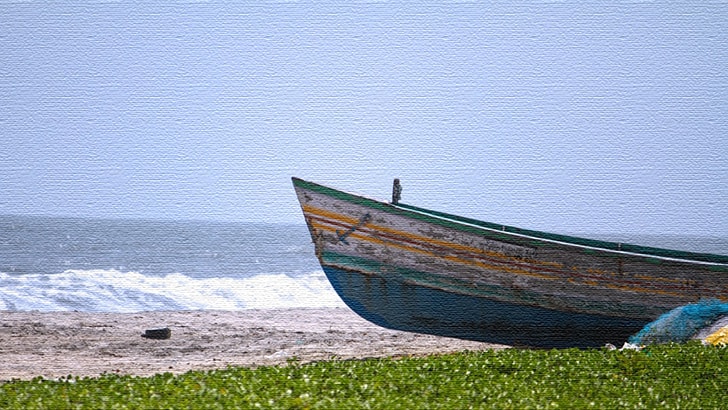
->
[[0, 269, 344, 312]]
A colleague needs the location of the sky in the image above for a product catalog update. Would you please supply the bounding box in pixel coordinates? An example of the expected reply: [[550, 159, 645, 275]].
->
[[1, 1, 727, 236]]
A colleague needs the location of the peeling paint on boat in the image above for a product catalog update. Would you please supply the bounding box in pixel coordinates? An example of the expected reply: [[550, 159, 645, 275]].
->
[[292, 177, 728, 348]]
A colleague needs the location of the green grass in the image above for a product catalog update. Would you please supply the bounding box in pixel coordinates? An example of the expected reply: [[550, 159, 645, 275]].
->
[[1, 342, 725, 409]]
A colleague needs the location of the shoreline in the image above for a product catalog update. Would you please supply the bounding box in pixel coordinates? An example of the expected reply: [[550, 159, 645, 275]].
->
[[0, 307, 506, 381]]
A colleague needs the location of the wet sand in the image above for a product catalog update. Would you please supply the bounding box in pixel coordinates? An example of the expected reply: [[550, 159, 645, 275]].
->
[[0, 307, 505, 381]]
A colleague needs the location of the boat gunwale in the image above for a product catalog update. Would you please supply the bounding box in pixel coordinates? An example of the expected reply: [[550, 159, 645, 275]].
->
[[292, 177, 728, 266]]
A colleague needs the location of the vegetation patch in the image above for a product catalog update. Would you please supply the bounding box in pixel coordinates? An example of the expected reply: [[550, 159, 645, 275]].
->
[[1, 342, 724, 409]]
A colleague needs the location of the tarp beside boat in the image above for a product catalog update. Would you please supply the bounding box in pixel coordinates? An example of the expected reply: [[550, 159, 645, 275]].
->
[[628, 299, 728, 346]]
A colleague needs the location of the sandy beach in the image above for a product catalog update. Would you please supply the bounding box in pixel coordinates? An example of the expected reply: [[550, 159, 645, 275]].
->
[[0, 307, 505, 381]]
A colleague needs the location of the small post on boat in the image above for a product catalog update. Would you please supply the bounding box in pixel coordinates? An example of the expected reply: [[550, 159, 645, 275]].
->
[[392, 178, 402, 204]]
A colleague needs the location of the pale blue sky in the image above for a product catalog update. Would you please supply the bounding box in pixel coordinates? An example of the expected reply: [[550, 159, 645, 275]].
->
[[1, 1, 726, 236]]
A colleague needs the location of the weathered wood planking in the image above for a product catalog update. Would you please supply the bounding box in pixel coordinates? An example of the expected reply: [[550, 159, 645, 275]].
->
[[292, 177, 728, 348]]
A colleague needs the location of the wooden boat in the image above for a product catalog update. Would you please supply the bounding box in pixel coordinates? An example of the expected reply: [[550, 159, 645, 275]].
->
[[292, 177, 728, 348]]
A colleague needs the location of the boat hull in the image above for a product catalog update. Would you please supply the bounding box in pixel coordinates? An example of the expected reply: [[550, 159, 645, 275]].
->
[[292, 177, 728, 348], [322, 264, 646, 348]]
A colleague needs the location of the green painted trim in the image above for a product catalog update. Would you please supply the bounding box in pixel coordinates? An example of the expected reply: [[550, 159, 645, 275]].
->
[[292, 177, 728, 265]]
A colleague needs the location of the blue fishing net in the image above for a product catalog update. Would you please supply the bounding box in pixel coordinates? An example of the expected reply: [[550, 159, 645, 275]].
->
[[629, 299, 728, 345]]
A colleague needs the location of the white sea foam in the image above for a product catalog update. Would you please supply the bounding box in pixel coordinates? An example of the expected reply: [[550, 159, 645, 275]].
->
[[0, 270, 345, 312]]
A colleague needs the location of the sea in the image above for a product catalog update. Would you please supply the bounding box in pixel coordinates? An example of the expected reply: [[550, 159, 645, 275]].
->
[[1, 215, 726, 313], [0, 215, 344, 312]]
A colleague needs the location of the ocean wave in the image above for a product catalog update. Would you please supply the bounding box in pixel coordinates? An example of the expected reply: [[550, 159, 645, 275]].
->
[[0, 269, 345, 312]]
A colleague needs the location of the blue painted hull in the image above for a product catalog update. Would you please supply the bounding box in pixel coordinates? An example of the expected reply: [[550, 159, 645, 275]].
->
[[323, 265, 647, 348]]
